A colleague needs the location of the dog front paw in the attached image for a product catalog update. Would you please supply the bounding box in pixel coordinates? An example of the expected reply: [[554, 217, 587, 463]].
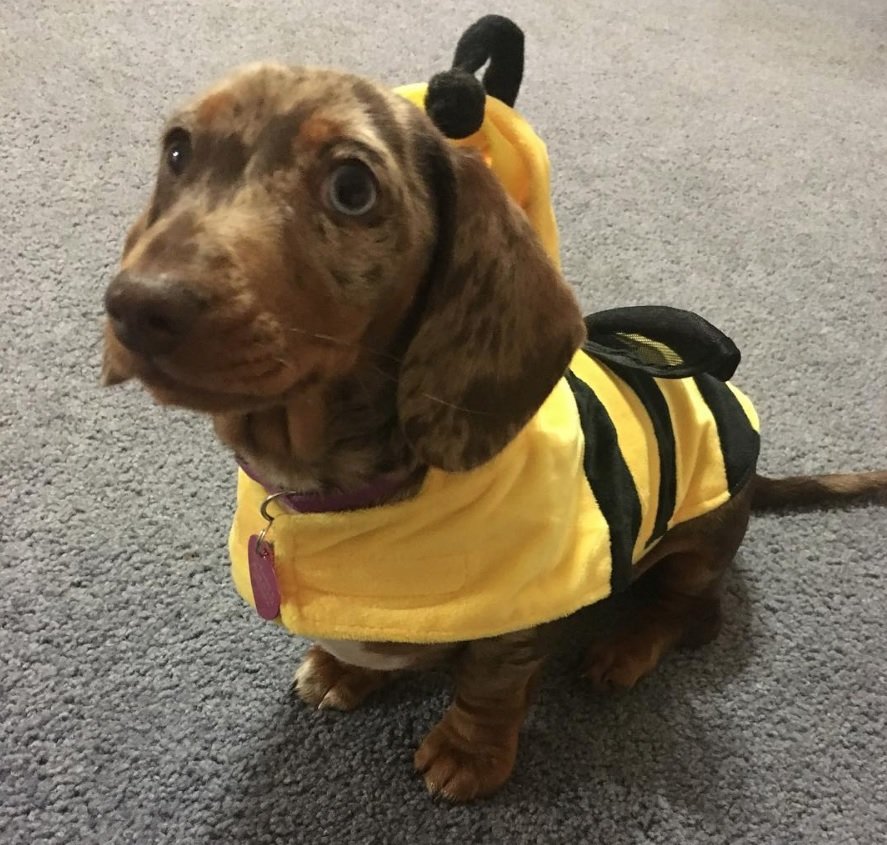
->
[[414, 716, 517, 802], [293, 645, 387, 711]]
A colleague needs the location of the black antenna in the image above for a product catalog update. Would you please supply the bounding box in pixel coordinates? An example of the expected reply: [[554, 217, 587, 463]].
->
[[425, 15, 525, 139]]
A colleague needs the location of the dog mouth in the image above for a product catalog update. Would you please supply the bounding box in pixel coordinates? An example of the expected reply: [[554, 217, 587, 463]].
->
[[138, 364, 264, 411], [102, 328, 308, 413], [145, 357, 318, 412]]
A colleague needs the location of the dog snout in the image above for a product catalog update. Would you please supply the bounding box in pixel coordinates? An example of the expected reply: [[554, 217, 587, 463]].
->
[[105, 271, 206, 356]]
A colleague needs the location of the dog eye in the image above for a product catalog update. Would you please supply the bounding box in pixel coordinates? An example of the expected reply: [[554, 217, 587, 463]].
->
[[164, 129, 192, 176], [327, 160, 377, 217]]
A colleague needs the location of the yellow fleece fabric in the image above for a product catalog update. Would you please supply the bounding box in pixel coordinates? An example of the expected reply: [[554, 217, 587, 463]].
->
[[227, 85, 760, 643]]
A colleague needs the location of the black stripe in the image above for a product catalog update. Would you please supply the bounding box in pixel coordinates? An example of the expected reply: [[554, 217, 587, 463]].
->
[[693, 375, 760, 493], [565, 371, 642, 593], [599, 358, 677, 548]]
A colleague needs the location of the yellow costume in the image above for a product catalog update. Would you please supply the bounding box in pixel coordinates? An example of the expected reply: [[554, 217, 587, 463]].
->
[[230, 349, 758, 643]]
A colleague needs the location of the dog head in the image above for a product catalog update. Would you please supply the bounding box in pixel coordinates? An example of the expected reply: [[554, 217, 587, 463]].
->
[[103, 63, 585, 471]]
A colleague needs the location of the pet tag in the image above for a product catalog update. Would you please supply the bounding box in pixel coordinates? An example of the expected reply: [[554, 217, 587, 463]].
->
[[248, 535, 281, 620]]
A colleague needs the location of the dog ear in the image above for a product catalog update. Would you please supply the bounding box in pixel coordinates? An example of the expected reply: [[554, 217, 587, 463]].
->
[[397, 143, 585, 471]]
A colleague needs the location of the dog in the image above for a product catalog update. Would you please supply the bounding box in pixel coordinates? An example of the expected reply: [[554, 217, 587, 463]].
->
[[101, 59, 886, 802]]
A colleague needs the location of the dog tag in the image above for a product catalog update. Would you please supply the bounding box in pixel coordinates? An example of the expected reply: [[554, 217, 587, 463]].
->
[[248, 535, 281, 620]]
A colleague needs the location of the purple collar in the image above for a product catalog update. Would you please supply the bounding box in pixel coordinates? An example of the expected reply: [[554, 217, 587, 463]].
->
[[237, 459, 415, 514]]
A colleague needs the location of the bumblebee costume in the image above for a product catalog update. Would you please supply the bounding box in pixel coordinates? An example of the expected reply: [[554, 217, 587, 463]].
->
[[228, 16, 761, 643]]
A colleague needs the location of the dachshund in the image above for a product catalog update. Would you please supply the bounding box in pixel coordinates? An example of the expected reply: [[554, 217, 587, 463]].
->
[[101, 59, 887, 802]]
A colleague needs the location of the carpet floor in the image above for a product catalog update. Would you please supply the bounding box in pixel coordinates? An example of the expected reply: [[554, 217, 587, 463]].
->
[[2, 1, 885, 842]]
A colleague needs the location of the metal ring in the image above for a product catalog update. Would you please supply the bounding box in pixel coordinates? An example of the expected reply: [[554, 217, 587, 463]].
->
[[255, 524, 271, 556], [259, 490, 295, 523]]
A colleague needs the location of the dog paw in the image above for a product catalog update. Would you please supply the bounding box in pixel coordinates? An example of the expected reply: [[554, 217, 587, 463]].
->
[[679, 604, 723, 649], [414, 719, 517, 802], [585, 600, 722, 692], [293, 645, 386, 712], [583, 639, 658, 692]]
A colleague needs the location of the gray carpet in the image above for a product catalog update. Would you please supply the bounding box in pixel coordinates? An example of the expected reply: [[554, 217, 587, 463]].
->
[[2, 1, 886, 842]]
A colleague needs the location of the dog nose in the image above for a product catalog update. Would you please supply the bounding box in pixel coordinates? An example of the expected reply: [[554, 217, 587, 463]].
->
[[104, 272, 205, 356]]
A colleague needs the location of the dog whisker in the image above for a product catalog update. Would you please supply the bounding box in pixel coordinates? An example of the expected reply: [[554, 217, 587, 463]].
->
[[287, 325, 404, 365], [363, 361, 493, 416], [418, 392, 495, 416], [366, 361, 400, 385], [271, 356, 295, 369]]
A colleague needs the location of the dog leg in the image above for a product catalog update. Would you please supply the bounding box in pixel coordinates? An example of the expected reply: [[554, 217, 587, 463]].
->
[[584, 485, 753, 692], [414, 630, 542, 802], [294, 644, 392, 711], [584, 560, 725, 692]]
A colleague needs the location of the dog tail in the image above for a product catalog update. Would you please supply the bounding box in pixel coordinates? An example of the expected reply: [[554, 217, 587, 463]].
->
[[751, 471, 887, 511]]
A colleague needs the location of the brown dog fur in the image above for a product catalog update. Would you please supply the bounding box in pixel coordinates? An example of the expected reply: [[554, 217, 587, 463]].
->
[[102, 63, 887, 802]]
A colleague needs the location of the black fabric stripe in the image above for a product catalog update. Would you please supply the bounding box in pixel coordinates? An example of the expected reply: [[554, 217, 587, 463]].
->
[[565, 371, 642, 594], [693, 374, 760, 493], [598, 357, 677, 548]]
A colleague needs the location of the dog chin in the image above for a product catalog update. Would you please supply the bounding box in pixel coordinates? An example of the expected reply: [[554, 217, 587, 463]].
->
[[102, 337, 308, 414], [142, 371, 276, 414], [101, 351, 261, 414]]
